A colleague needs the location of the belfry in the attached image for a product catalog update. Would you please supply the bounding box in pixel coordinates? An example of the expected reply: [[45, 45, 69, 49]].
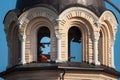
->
[[0, 0, 120, 80]]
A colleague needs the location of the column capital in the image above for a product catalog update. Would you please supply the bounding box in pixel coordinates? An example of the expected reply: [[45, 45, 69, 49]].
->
[[93, 31, 100, 41], [55, 27, 62, 40], [19, 35, 26, 41], [93, 35, 100, 41], [56, 33, 62, 40], [56, 18, 61, 24]]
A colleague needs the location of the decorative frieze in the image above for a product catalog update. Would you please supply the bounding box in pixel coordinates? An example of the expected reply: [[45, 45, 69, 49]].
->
[[59, 7, 98, 27], [18, 7, 57, 36]]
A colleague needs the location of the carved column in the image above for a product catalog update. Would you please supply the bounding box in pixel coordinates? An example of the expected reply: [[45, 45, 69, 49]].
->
[[55, 19, 62, 62], [93, 21, 101, 65], [93, 35, 100, 65], [19, 35, 26, 64], [56, 34, 62, 62]]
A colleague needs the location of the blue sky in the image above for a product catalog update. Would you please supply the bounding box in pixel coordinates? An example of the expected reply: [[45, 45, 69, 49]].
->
[[0, 0, 120, 80]]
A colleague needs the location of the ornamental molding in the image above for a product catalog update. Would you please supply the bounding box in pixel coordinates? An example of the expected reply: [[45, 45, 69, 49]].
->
[[99, 10, 118, 38], [59, 7, 99, 28], [99, 10, 118, 28], [18, 7, 58, 35], [4, 10, 18, 33]]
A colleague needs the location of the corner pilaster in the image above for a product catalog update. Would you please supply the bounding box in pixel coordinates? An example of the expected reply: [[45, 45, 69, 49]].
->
[[19, 35, 26, 64]]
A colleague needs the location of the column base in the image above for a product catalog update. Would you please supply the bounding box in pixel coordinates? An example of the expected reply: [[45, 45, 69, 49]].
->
[[93, 61, 100, 65], [55, 59, 63, 63], [18, 61, 26, 65]]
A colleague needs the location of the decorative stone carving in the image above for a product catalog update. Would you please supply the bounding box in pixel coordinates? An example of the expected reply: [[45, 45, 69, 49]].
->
[[4, 11, 18, 34], [59, 7, 99, 28], [99, 10, 118, 67], [93, 34, 101, 65], [99, 10, 118, 40], [18, 7, 57, 36], [59, 7, 99, 63]]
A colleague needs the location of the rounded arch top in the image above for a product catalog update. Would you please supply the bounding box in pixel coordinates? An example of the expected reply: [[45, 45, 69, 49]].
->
[[58, 7, 99, 32], [18, 7, 58, 35], [99, 10, 118, 40], [4, 10, 18, 34], [99, 10, 118, 27]]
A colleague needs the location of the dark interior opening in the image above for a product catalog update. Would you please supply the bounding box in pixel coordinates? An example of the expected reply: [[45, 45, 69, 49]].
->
[[37, 27, 50, 62], [68, 26, 82, 62]]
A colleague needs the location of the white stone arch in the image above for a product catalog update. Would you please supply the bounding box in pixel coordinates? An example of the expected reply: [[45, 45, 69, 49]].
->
[[99, 23, 110, 66], [7, 22, 16, 67], [58, 7, 99, 63], [18, 7, 58, 35], [26, 17, 55, 62], [99, 10, 118, 42], [67, 18, 92, 62], [99, 10, 118, 67], [69, 21, 89, 62], [5, 21, 20, 67], [4, 11, 18, 34], [59, 7, 99, 32], [4, 11, 21, 67], [18, 7, 58, 63]]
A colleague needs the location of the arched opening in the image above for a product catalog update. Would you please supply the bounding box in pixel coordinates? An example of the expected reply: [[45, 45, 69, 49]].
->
[[37, 27, 50, 62], [8, 22, 21, 66], [68, 26, 82, 62], [40, 37, 51, 55]]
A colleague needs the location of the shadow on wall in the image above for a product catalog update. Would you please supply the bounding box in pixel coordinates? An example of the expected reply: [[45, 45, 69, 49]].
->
[[0, 78, 3, 80]]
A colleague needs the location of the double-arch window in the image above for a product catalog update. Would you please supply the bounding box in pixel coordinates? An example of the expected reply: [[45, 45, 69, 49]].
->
[[37, 26, 82, 62], [37, 27, 51, 62], [68, 26, 82, 62]]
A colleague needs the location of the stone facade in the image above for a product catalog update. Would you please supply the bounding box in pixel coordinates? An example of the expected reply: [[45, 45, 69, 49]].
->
[[2, 69, 118, 80], [1, 0, 119, 80], [4, 6, 118, 67]]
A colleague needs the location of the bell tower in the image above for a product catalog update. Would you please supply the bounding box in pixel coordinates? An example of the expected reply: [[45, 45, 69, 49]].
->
[[0, 0, 120, 80]]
